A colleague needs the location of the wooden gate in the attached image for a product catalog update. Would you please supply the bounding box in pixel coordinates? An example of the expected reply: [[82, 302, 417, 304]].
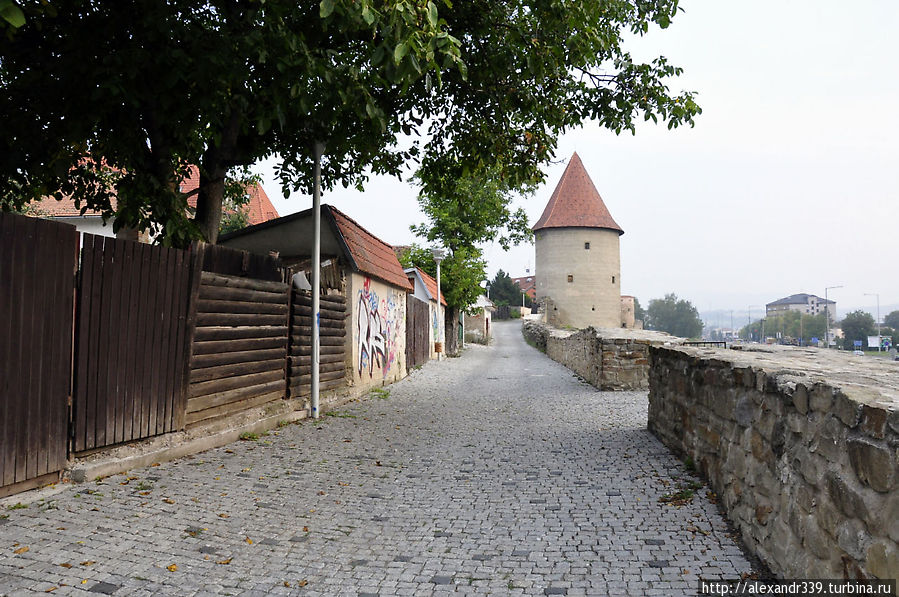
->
[[405, 296, 430, 370], [288, 289, 347, 398], [72, 234, 192, 452], [0, 213, 78, 494]]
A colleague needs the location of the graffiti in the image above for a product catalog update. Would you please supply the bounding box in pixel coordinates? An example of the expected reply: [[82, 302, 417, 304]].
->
[[432, 307, 440, 339], [357, 278, 401, 378]]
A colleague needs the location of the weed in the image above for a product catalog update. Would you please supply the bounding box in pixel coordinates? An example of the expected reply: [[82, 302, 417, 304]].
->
[[239, 432, 259, 441], [324, 411, 356, 419], [508, 581, 515, 589], [7, 502, 28, 511], [659, 488, 695, 505], [277, 420, 291, 428], [135, 481, 153, 492], [370, 388, 390, 400], [684, 456, 696, 472]]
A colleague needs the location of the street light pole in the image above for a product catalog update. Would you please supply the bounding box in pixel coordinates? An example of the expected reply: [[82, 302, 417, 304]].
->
[[864, 293, 881, 351], [431, 248, 446, 360], [824, 285, 843, 348]]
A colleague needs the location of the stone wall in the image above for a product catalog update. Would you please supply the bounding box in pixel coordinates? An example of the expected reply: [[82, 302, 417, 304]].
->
[[522, 320, 665, 390], [648, 345, 899, 581]]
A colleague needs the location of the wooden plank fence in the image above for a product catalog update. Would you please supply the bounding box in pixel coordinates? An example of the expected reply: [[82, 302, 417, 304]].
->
[[0, 213, 78, 495], [186, 272, 290, 425], [72, 234, 192, 452], [405, 296, 430, 370], [288, 289, 347, 398]]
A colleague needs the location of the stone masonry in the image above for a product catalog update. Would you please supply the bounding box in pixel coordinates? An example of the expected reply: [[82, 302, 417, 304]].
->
[[648, 344, 899, 581], [522, 320, 669, 391]]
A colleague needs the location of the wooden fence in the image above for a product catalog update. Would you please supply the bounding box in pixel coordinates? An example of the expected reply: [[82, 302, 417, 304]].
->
[[405, 297, 431, 370], [73, 234, 192, 452], [186, 272, 291, 425], [288, 289, 347, 398], [0, 213, 78, 495]]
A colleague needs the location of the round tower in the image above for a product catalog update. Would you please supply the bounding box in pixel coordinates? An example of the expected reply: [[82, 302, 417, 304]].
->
[[534, 153, 623, 329]]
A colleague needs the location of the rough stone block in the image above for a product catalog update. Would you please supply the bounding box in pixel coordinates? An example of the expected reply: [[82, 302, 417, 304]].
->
[[860, 405, 888, 440], [750, 431, 774, 466], [809, 385, 834, 413], [734, 396, 754, 428], [824, 472, 869, 520], [792, 384, 809, 415], [803, 515, 836, 560], [847, 438, 896, 493], [833, 391, 862, 428], [836, 519, 871, 561], [866, 541, 899, 581]]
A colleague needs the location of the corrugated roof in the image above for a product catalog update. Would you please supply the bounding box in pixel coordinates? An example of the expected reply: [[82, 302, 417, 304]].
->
[[406, 267, 446, 306], [330, 207, 414, 292], [532, 152, 623, 234]]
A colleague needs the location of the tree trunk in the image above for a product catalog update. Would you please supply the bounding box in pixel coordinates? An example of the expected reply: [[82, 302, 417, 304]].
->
[[194, 165, 226, 244], [444, 306, 460, 356]]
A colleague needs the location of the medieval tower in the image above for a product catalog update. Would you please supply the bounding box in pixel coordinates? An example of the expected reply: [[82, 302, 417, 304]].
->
[[534, 152, 624, 329]]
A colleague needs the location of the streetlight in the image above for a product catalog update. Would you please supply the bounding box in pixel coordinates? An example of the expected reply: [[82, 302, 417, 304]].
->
[[864, 292, 881, 352], [824, 285, 843, 348], [431, 247, 446, 360]]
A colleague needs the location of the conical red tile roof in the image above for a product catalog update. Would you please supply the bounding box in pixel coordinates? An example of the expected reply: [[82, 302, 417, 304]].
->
[[532, 152, 623, 234]]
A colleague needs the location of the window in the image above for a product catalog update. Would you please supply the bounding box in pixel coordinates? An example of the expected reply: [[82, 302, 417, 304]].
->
[[567, 274, 574, 283], [584, 242, 590, 250], [611, 275, 616, 284]]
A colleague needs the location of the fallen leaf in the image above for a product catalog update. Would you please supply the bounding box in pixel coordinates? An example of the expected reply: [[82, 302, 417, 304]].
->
[[343, 439, 352, 443], [214, 477, 221, 481], [139, 491, 151, 496], [13, 546, 29, 554], [245, 537, 253, 545], [44, 587, 57, 593], [80, 561, 96, 566], [241, 468, 251, 472], [59, 563, 72, 568], [162, 498, 175, 505], [56, 527, 66, 530], [151, 463, 160, 467], [318, 491, 326, 496], [375, 461, 382, 466], [298, 579, 308, 587], [218, 513, 229, 518], [166, 563, 178, 572], [81, 580, 88, 585], [302, 526, 309, 533], [284, 581, 290, 587], [216, 557, 232, 565]]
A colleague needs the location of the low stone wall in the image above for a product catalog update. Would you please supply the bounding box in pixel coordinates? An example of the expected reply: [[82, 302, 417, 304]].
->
[[522, 320, 666, 390], [648, 345, 899, 581]]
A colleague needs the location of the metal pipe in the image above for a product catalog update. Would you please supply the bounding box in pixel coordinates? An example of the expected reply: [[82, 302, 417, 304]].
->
[[311, 141, 325, 419]]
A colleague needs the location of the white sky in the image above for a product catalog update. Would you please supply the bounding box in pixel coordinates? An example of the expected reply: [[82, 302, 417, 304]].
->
[[258, 0, 899, 319]]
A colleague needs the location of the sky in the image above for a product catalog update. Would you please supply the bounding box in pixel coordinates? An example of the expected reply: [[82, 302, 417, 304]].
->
[[257, 0, 899, 322]]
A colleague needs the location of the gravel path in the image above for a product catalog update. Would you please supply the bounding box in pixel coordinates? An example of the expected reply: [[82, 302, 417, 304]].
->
[[0, 320, 755, 596]]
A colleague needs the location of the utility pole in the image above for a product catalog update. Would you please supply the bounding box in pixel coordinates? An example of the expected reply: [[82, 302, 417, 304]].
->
[[864, 292, 881, 351], [824, 285, 843, 348]]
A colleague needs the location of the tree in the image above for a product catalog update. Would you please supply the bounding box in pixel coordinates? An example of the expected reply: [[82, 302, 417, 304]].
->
[[633, 297, 646, 323], [645, 293, 703, 339], [1, 1, 699, 246], [399, 244, 486, 313], [884, 310, 899, 330], [488, 270, 524, 307], [840, 310, 875, 349]]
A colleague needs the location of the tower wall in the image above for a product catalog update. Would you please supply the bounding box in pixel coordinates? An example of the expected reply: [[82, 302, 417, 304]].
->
[[535, 227, 621, 329]]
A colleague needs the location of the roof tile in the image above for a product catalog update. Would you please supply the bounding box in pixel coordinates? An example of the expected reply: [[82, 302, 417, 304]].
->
[[330, 207, 414, 292], [533, 152, 623, 234]]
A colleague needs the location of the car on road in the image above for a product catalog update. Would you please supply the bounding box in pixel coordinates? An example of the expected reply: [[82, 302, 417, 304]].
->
[[853, 350, 865, 356]]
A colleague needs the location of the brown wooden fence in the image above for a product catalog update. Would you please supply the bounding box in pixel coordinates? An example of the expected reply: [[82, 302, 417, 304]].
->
[[288, 289, 347, 398], [186, 272, 290, 425], [72, 235, 192, 452], [405, 296, 431, 370], [0, 213, 78, 495]]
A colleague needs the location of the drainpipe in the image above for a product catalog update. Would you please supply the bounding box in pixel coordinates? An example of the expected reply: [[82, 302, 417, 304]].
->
[[311, 141, 325, 419]]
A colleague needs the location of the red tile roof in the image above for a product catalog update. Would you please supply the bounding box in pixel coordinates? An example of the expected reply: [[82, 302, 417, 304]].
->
[[412, 267, 446, 306], [31, 166, 278, 226], [329, 207, 414, 292], [532, 152, 623, 234], [512, 275, 537, 299]]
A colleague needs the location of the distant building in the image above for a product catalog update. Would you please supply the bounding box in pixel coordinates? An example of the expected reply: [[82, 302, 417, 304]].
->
[[766, 293, 836, 319], [511, 275, 537, 300], [534, 152, 629, 329]]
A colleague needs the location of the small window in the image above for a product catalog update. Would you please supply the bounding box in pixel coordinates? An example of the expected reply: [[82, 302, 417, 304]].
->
[[567, 274, 574, 283], [584, 242, 590, 250], [611, 275, 616, 284]]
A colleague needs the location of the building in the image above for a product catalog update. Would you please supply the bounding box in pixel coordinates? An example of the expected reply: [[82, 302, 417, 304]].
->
[[405, 266, 446, 360], [511, 275, 537, 300], [464, 295, 496, 342], [766, 293, 836, 320], [533, 152, 627, 329]]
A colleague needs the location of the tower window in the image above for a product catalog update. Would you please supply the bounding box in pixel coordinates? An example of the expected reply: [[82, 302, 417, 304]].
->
[[567, 274, 574, 283], [584, 242, 590, 250], [611, 275, 616, 284]]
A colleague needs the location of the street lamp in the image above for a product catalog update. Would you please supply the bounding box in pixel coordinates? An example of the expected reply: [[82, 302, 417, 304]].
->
[[824, 285, 843, 348], [864, 292, 881, 352], [431, 247, 446, 360]]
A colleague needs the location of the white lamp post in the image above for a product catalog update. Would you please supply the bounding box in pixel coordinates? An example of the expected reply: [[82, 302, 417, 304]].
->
[[431, 248, 446, 360], [824, 285, 843, 348], [864, 292, 881, 351]]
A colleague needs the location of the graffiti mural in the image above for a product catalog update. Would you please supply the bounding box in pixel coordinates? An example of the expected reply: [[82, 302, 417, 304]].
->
[[357, 277, 401, 378]]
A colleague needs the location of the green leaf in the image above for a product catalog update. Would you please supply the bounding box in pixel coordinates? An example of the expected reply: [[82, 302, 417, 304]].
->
[[319, 0, 335, 18], [0, 0, 25, 28], [362, 5, 375, 25], [427, 1, 438, 28], [394, 42, 409, 64]]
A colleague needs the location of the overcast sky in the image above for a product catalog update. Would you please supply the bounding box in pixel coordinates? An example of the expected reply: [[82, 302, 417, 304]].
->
[[258, 0, 899, 320]]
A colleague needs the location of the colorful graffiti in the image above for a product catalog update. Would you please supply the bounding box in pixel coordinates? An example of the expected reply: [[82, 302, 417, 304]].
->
[[357, 278, 401, 378]]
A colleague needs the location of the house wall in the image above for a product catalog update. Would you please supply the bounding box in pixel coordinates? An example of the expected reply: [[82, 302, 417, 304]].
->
[[428, 300, 440, 359], [53, 216, 115, 240], [464, 309, 491, 340], [535, 227, 621, 329], [347, 273, 407, 390]]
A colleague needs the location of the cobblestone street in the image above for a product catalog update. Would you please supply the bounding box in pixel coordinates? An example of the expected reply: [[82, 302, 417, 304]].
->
[[0, 320, 755, 596]]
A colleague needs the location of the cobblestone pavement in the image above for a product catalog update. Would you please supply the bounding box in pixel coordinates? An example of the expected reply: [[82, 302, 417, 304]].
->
[[0, 321, 756, 596]]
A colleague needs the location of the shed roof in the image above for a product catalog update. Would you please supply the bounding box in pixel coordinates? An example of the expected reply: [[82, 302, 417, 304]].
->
[[532, 152, 623, 234], [220, 204, 413, 292], [405, 267, 447, 306]]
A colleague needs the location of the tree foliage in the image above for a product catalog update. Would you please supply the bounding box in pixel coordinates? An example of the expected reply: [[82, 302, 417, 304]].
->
[[488, 269, 530, 307], [398, 244, 485, 311], [1, 0, 698, 247], [884, 310, 899, 330], [633, 297, 645, 322], [645, 293, 703, 339], [740, 312, 826, 344], [840, 310, 876, 348]]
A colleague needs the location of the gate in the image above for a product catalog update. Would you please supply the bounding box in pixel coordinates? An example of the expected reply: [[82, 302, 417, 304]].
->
[[405, 296, 430, 369], [0, 213, 78, 495], [72, 234, 192, 452]]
